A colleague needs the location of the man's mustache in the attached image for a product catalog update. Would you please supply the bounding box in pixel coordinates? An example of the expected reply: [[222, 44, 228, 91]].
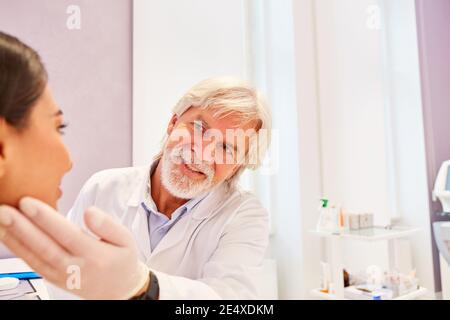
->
[[168, 144, 214, 177]]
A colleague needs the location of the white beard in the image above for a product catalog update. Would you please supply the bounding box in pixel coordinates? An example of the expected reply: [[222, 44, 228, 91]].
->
[[160, 144, 215, 199]]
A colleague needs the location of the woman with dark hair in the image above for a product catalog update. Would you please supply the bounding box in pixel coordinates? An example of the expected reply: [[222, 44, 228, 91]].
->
[[0, 31, 72, 209], [0, 32, 152, 300]]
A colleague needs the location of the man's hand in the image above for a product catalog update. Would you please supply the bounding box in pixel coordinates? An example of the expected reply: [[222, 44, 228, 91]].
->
[[0, 197, 149, 300]]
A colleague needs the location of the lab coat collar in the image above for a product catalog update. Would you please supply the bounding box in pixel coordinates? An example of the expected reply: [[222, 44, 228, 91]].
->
[[125, 160, 235, 260], [190, 182, 230, 220], [147, 182, 232, 259], [127, 159, 158, 208], [126, 158, 231, 221]]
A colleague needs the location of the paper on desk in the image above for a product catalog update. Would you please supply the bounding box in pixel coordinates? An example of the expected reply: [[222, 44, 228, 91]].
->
[[0, 280, 36, 300], [0, 258, 34, 274]]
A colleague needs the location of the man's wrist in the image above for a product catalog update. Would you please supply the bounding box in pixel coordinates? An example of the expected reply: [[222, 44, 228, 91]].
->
[[130, 271, 160, 300], [131, 273, 151, 298]]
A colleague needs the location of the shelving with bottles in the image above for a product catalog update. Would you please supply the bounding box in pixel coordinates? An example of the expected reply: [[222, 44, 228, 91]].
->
[[309, 226, 427, 300]]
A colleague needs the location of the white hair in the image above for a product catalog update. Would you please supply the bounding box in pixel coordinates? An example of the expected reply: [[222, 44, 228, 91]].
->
[[157, 76, 272, 188]]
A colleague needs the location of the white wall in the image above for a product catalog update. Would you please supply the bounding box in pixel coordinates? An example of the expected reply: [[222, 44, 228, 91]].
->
[[315, 0, 391, 225], [241, 0, 324, 299], [313, 0, 435, 293], [133, 0, 247, 165], [260, 0, 318, 299], [314, 0, 392, 280], [383, 0, 435, 293]]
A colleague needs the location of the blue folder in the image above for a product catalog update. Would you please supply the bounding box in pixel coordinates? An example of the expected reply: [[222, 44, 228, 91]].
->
[[0, 272, 41, 280]]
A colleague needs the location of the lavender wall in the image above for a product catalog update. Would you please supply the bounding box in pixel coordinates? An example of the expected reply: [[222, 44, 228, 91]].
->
[[416, 0, 450, 292], [0, 0, 133, 214]]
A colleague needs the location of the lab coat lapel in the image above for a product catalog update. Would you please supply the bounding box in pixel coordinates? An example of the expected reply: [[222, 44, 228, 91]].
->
[[148, 212, 195, 258], [130, 205, 152, 261], [124, 165, 152, 260], [149, 183, 229, 258]]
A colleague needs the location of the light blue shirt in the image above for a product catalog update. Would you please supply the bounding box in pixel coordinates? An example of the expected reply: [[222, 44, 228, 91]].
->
[[140, 162, 209, 251]]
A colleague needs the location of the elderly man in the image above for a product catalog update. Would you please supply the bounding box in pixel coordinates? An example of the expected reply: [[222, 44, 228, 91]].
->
[[0, 77, 272, 300]]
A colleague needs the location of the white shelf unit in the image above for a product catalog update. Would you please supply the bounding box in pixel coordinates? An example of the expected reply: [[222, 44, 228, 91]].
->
[[310, 226, 427, 300], [310, 287, 427, 300]]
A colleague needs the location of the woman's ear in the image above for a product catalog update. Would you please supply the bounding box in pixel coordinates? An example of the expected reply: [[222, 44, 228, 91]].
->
[[166, 114, 179, 135]]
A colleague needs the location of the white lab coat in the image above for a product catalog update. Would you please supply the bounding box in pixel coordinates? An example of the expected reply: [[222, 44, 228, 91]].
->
[[66, 166, 270, 299]]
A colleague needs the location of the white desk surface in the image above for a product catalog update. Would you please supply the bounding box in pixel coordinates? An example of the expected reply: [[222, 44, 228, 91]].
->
[[29, 279, 50, 300]]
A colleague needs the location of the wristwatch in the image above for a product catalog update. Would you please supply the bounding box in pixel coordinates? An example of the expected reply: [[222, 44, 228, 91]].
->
[[131, 271, 160, 300]]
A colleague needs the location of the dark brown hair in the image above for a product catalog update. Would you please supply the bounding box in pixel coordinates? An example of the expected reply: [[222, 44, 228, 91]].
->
[[0, 31, 47, 129]]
